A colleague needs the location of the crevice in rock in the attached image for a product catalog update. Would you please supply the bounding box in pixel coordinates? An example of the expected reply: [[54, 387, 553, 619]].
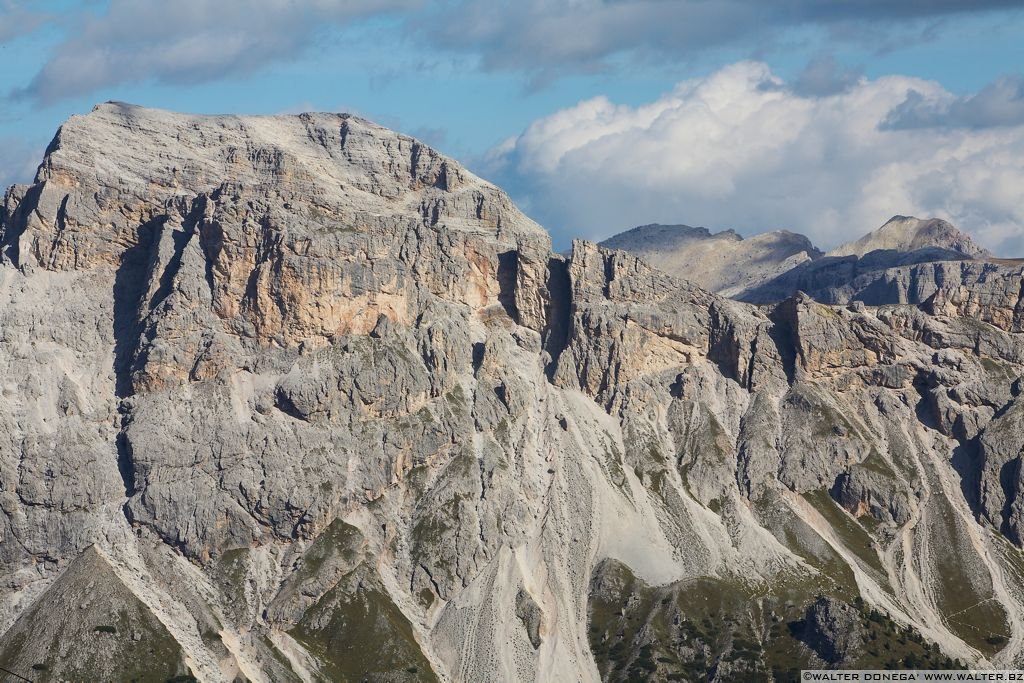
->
[[113, 215, 164, 398], [274, 386, 308, 421], [1012, 277, 1024, 332], [910, 369, 941, 432], [493, 383, 509, 410], [240, 223, 285, 323], [0, 196, 8, 261], [745, 336, 759, 389], [669, 373, 685, 399], [767, 298, 799, 384], [436, 161, 451, 191], [418, 563, 442, 600], [998, 457, 1022, 542], [471, 342, 485, 373], [339, 118, 351, 149], [196, 195, 220, 298], [542, 256, 571, 380], [496, 250, 520, 322], [409, 141, 423, 186], [115, 430, 137, 498], [707, 303, 741, 385], [952, 438, 983, 520], [602, 251, 615, 299], [45, 193, 70, 269]]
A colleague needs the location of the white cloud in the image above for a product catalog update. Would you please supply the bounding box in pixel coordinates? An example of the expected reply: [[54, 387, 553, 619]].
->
[[791, 55, 864, 97], [882, 75, 1024, 129], [15, 0, 414, 105], [490, 62, 1024, 256]]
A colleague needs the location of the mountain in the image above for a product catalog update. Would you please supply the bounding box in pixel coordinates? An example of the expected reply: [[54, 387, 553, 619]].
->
[[828, 215, 990, 259], [599, 215, 1006, 306], [737, 217, 1019, 306], [600, 223, 822, 296], [3, 104, 1024, 681]]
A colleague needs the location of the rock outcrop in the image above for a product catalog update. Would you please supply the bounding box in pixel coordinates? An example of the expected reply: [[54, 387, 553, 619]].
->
[[2, 104, 1024, 681], [799, 596, 866, 665]]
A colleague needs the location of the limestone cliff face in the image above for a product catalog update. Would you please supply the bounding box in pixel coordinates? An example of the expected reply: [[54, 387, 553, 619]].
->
[[2, 105, 1024, 681]]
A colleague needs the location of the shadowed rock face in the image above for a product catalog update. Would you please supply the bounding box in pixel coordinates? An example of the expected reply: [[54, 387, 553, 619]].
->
[[2, 104, 1024, 681]]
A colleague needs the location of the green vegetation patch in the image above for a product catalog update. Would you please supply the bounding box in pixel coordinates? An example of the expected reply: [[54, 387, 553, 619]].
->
[[803, 489, 888, 582], [587, 558, 965, 683], [0, 548, 191, 682], [926, 496, 1011, 655], [290, 567, 438, 682], [752, 492, 859, 601], [294, 518, 364, 583]]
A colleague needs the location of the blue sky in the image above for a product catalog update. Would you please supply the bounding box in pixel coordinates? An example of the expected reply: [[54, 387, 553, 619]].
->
[[2, 1, 1024, 252]]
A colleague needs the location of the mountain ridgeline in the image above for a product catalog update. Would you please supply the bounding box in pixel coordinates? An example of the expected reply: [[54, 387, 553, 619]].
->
[[2, 104, 1024, 681], [601, 217, 1022, 314]]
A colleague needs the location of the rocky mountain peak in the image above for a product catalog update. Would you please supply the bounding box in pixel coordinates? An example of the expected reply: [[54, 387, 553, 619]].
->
[[827, 215, 990, 259], [46, 103, 511, 206], [13, 102, 546, 270], [4, 106, 1024, 681], [600, 223, 738, 252], [599, 222, 821, 296]]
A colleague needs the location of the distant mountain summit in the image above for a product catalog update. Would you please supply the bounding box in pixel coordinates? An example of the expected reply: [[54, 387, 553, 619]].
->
[[600, 216, 1011, 306], [735, 215, 1010, 305], [828, 215, 990, 259], [599, 223, 821, 296]]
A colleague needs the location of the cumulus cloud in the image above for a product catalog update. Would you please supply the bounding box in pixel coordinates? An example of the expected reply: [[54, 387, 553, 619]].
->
[[488, 62, 1024, 256], [14, 0, 414, 105], [791, 55, 864, 97], [882, 75, 1024, 129], [422, 0, 1024, 75]]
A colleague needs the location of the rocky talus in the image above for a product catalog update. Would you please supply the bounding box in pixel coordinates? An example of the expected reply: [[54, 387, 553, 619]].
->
[[2, 104, 1024, 681]]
